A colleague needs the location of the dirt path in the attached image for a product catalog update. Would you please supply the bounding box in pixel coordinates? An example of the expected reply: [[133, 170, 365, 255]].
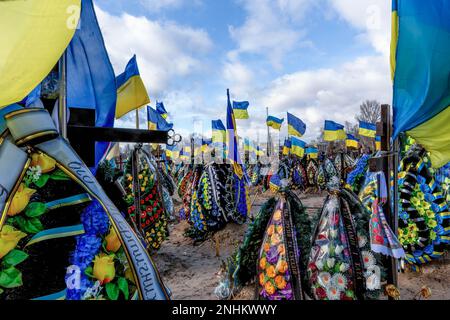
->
[[152, 191, 450, 300]]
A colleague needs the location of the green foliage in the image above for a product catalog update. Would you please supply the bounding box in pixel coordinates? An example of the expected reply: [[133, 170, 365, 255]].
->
[[10, 215, 43, 234], [34, 174, 50, 188], [0, 266, 23, 289], [2, 250, 28, 268], [105, 282, 119, 300], [25, 202, 47, 218], [49, 169, 70, 181]]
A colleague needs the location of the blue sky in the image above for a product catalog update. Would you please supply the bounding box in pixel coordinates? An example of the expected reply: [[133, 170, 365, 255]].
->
[[94, 0, 392, 144]]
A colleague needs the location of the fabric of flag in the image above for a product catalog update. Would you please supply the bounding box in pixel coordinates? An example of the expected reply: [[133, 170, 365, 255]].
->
[[232, 101, 250, 119], [323, 120, 346, 141], [375, 136, 381, 151], [147, 106, 173, 131], [115, 55, 150, 119], [266, 116, 284, 130], [346, 134, 359, 149], [256, 146, 264, 157], [0, 0, 80, 108], [287, 112, 306, 137], [282, 139, 291, 156], [359, 121, 377, 138], [306, 147, 319, 159], [291, 137, 306, 158], [391, 0, 450, 167], [66, 0, 117, 169], [226, 90, 244, 178], [156, 101, 168, 119], [244, 138, 251, 152], [212, 119, 226, 144]]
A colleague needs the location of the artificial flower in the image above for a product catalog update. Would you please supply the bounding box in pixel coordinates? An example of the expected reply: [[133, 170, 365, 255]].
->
[[362, 251, 375, 268], [259, 273, 265, 286], [316, 260, 324, 270], [0, 225, 27, 258], [267, 225, 275, 236], [326, 258, 335, 269], [277, 244, 285, 255], [334, 245, 344, 255], [7, 183, 36, 216], [332, 273, 347, 290], [358, 235, 367, 248], [273, 210, 282, 222], [31, 152, 56, 173], [366, 273, 381, 290], [339, 263, 349, 273], [276, 260, 288, 274], [259, 257, 267, 270], [266, 265, 276, 278], [105, 227, 121, 253], [326, 286, 341, 300], [270, 234, 281, 246], [93, 254, 116, 284], [264, 282, 275, 295], [318, 272, 331, 288], [315, 286, 327, 299], [274, 275, 287, 289]]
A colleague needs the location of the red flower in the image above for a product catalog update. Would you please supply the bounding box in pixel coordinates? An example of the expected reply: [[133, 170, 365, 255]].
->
[[149, 194, 153, 199], [315, 287, 327, 299], [375, 235, 384, 243], [141, 200, 145, 205]]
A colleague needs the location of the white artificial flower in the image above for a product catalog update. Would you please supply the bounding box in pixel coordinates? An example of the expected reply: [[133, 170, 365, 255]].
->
[[335, 245, 344, 255], [327, 258, 336, 268]]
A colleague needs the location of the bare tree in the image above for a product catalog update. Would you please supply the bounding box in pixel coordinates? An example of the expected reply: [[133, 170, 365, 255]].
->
[[356, 100, 381, 124], [344, 121, 358, 135]]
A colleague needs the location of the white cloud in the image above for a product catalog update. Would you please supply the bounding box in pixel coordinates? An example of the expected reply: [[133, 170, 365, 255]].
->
[[329, 0, 391, 56], [238, 55, 391, 142], [95, 5, 212, 97], [228, 0, 314, 69]]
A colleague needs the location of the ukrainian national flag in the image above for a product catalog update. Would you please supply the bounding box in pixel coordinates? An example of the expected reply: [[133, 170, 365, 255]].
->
[[375, 136, 381, 151], [282, 139, 291, 156], [166, 145, 176, 158], [256, 146, 264, 157], [287, 112, 306, 137], [266, 116, 284, 130], [306, 147, 319, 159], [0, 0, 80, 108], [202, 138, 212, 152], [212, 120, 226, 144], [156, 101, 168, 119], [291, 137, 306, 158], [147, 106, 174, 131], [346, 134, 359, 149], [227, 90, 244, 178], [324, 120, 346, 141], [232, 101, 250, 119], [392, 0, 450, 168], [244, 138, 251, 152], [359, 121, 377, 138], [115, 55, 150, 119]]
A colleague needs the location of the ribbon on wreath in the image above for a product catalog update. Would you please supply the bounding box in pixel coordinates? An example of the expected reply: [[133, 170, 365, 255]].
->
[[369, 172, 405, 259]]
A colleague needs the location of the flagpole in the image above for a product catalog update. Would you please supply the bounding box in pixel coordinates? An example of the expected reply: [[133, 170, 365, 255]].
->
[[266, 107, 271, 156], [135, 108, 140, 129], [58, 51, 68, 139]]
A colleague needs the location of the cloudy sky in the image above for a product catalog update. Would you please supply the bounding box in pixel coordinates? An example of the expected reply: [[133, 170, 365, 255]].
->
[[94, 0, 392, 144]]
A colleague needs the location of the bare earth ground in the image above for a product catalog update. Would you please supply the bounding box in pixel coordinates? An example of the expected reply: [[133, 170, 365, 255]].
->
[[152, 190, 450, 300]]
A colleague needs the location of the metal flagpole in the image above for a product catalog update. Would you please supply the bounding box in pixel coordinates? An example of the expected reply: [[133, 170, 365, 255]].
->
[[266, 107, 271, 156], [135, 108, 140, 129], [58, 51, 68, 139]]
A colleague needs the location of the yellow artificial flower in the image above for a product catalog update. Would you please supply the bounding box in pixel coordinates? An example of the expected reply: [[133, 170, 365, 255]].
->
[[105, 227, 121, 253], [273, 210, 282, 222], [31, 152, 56, 173], [266, 265, 276, 278], [264, 282, 275, 295], [7, 183, 36, 216], [259, 257, 267, 270], [0, 225, 27, 258], [93, 254, 116, 284], [274, 275, 287, 289]]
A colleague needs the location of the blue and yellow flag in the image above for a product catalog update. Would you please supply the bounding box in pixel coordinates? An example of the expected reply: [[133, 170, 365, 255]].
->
[[156, 101, 168, 119], [324, 120, 346, 141], [359, 121, 377, 138], [227, 90, 243, 178], [147, 106, 173, 131], [291, 137, 306, 158], [232, 101, 250, 119], [115, 55, 150, 119], [256, 146, 264, 157], [282, 139, 291, 156], [266, 116, 284, 130], [66, 0, 116, 168], [212, 119, 226, 144], [346, 134, 359, 149], [0, 0, 81, 108], [392, 0, 450, 167], [165, 145, 176, 158], [306, 147, 319, 159], [287, 112, 306, 137], [375, 136, 381, 151]]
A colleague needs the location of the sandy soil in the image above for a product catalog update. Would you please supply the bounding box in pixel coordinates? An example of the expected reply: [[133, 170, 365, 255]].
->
[[152, 190, 450, 300]]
